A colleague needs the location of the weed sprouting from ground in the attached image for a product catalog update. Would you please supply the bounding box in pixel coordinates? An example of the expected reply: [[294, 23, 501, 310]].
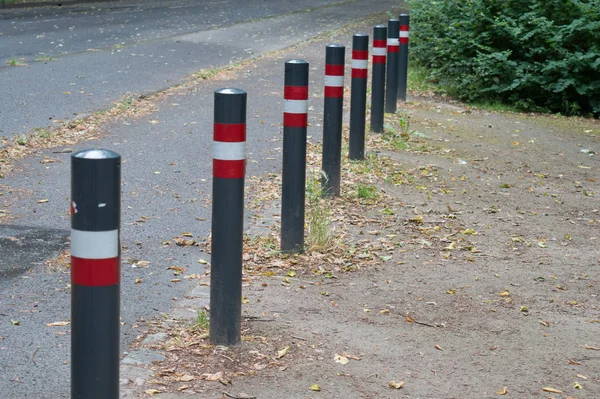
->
[[356, 183, 377, 199], [16, 135, 28, 146], [7, 58, 26, 67], [117, 94, 136, 111], [194, 310, 209, 331], [305, 172, 334, 251]]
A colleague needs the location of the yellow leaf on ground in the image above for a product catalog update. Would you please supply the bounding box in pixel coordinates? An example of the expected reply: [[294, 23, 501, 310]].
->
[[145, 389, 162, 395], [277, 346, 290, 359], [310, 384, 321, 391], [497, 386, 508, 395], [388, 381, 405, 389], [334, 354, 349, 365], [37, 199, 49, 203]]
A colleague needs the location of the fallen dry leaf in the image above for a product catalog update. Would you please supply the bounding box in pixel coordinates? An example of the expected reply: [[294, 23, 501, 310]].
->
[[541, 387, 562, 393], [37, 199, 49, 203], [342, 352, 361, 360], [435, 345, 443, 351], [132, 260, 150, 268], [497, 386, 508, 395], [177, 375, 195, 382], [581, 345, 600, 351], [46, 321, 70, 327], [145, 389, 162, 395], [388, 381, 405, 389], [334, 354, 349, 365], [202, 371, 223, 381], [310, 384, 321, 391], [277, 346, 290, 359]]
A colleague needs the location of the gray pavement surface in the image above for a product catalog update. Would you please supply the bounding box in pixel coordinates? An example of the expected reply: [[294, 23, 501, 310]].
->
[[1, 0, 390, 139], [0, 1, 403, 397]]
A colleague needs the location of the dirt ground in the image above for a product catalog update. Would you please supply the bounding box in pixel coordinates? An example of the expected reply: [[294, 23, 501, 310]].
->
[[127, 86, 600, 399]]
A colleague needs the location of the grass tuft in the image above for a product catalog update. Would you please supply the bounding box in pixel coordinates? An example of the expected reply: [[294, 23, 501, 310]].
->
[[305, 172, 334, 251]]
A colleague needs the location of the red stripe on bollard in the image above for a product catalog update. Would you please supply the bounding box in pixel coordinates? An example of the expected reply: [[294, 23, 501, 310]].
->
[[373, 55, 386, 64], [214, 123, 246, 142], [352, 69, 368, 79], [71, 257, 120, 286], [325, 64, 344, 76], [352, 50, 368, 60], [373, 39, 387, 47], [213, 159, 245, 179], [324, 86, 344, 98], [284, 85, 308, 100], [283, 113, 308, 127], [400, 25, 409, 45]]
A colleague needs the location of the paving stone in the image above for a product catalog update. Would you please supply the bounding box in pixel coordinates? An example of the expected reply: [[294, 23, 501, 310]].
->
[[141, 332, 169, 345], [122, 348, 165, 365]]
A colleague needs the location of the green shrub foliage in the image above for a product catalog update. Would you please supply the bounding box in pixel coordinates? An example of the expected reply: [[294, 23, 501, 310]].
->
[[407, 0, 600, 115]]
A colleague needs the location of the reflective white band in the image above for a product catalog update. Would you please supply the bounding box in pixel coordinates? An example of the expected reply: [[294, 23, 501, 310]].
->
[[400, 31, 409, 38], [373, 47, 387, 56], [324, 75, 344, 87], [283, 99, 308, 114], [387, 38, 399, 46], [71, 229, 119, 259], [213, 141, 246, 160], [351, 59, 368, 69]]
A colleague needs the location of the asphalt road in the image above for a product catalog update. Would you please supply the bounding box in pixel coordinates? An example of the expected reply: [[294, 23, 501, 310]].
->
[[0, 0, 403, 397], [1, 0, 377, 139]]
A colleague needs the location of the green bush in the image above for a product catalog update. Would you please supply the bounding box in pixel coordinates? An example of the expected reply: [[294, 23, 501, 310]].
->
[[407, 0, 600, 116]]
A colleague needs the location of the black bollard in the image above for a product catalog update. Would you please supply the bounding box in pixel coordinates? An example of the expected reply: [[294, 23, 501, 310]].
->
[[370, 25, 387, 133], [71, 149, 121, 399], [281, 60, 309, 253], [349, 33, 369, 161], [397, 14, 410, 101], [210, 88, 247, 345], [322, 44, 345, 197], [385, 19, 400, 114]]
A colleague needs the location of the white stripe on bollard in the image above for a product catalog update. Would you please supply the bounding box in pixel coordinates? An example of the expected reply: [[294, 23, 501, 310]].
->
[[283, 99, 309, 114], [213, 141, 246, 160], [71, 229, 119, 259]]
